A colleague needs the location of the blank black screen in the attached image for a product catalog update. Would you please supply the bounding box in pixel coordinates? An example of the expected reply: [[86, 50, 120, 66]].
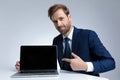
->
[[20, 45, 57, 72]]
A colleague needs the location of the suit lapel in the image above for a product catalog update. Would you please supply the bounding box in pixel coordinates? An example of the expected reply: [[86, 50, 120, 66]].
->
[[57, 35, 64, 68], [72, 27, 81, 54]]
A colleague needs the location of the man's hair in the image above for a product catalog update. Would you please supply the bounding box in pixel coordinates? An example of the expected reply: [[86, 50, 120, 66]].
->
[[48, 4, 70, 19]]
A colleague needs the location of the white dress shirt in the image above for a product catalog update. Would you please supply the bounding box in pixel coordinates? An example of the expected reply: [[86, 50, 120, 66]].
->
[[62, 26, 94, 72]]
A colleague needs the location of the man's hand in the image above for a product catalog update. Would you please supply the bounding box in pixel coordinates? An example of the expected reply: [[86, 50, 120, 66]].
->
[[15, 61, 20, 71], [62, 53, 87, 71]]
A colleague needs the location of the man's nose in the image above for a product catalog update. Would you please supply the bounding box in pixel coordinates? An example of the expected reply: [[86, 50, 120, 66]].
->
[[57, 20, 62, 26]]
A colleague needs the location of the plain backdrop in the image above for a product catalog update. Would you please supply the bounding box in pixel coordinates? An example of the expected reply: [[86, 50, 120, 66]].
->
[[0, 0, 120, 80]]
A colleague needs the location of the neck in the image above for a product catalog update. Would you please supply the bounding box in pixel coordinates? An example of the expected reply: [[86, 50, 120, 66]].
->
[[64, 26, 72, 37]]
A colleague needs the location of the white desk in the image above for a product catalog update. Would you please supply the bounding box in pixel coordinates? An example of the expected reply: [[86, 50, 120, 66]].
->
[[0, 69, 109, 80]]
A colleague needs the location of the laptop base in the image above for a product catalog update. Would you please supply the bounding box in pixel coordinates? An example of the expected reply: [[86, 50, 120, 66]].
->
[[11, 71, 59, 78]]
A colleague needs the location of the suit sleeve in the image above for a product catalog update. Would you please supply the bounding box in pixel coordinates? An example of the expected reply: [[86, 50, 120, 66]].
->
[[88, 31, 115, 73]]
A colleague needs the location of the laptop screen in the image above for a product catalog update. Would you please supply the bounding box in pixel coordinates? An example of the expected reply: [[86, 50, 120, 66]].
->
[[20, 45, 57, 72]]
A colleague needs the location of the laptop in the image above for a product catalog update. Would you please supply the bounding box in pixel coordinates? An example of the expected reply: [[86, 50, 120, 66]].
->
[[11, 45, 58, 78]]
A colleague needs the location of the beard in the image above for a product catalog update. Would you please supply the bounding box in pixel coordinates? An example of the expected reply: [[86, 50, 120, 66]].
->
[[57, 23, 71, 35]]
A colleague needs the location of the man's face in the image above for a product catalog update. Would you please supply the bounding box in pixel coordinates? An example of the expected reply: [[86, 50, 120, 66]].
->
[[51, 9, 72, 35]]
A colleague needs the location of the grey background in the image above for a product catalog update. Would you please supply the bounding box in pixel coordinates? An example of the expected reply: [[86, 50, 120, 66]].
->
[[0, 0, 120, 80]]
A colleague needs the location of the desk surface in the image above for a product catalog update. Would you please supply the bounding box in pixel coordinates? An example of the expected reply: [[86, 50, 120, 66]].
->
[[0, 69, 109, 80]]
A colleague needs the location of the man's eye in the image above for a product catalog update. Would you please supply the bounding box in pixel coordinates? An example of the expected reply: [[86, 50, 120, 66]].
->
[[53, 21, 57, 23], [59, 18, 64, 21]]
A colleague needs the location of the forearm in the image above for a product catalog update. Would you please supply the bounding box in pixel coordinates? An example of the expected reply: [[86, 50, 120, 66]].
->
[[93, 58, 115, 73]]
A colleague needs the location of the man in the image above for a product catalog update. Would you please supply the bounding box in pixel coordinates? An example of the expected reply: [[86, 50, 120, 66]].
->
[[16, 4, 115, 76]]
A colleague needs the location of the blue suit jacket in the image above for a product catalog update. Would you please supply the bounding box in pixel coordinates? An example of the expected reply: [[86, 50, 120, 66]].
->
[[53, 27, 115, 76]]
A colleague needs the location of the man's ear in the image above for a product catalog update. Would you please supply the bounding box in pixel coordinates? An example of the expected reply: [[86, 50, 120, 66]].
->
[[68, 14, 72, 21]]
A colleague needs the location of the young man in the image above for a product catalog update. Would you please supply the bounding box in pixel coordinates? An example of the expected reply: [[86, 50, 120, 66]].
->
[[16, 4, 115, 76]]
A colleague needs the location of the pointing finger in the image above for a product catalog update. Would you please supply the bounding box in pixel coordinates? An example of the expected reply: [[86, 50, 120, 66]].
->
[[71, 53, 79, 58], [62, 58, 71, 63]]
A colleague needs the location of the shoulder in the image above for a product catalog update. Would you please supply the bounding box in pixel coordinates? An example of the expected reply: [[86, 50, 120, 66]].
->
[[53, 34, 62, 41], [52, 34, 63, 45], [74, 27, 97, 36]]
